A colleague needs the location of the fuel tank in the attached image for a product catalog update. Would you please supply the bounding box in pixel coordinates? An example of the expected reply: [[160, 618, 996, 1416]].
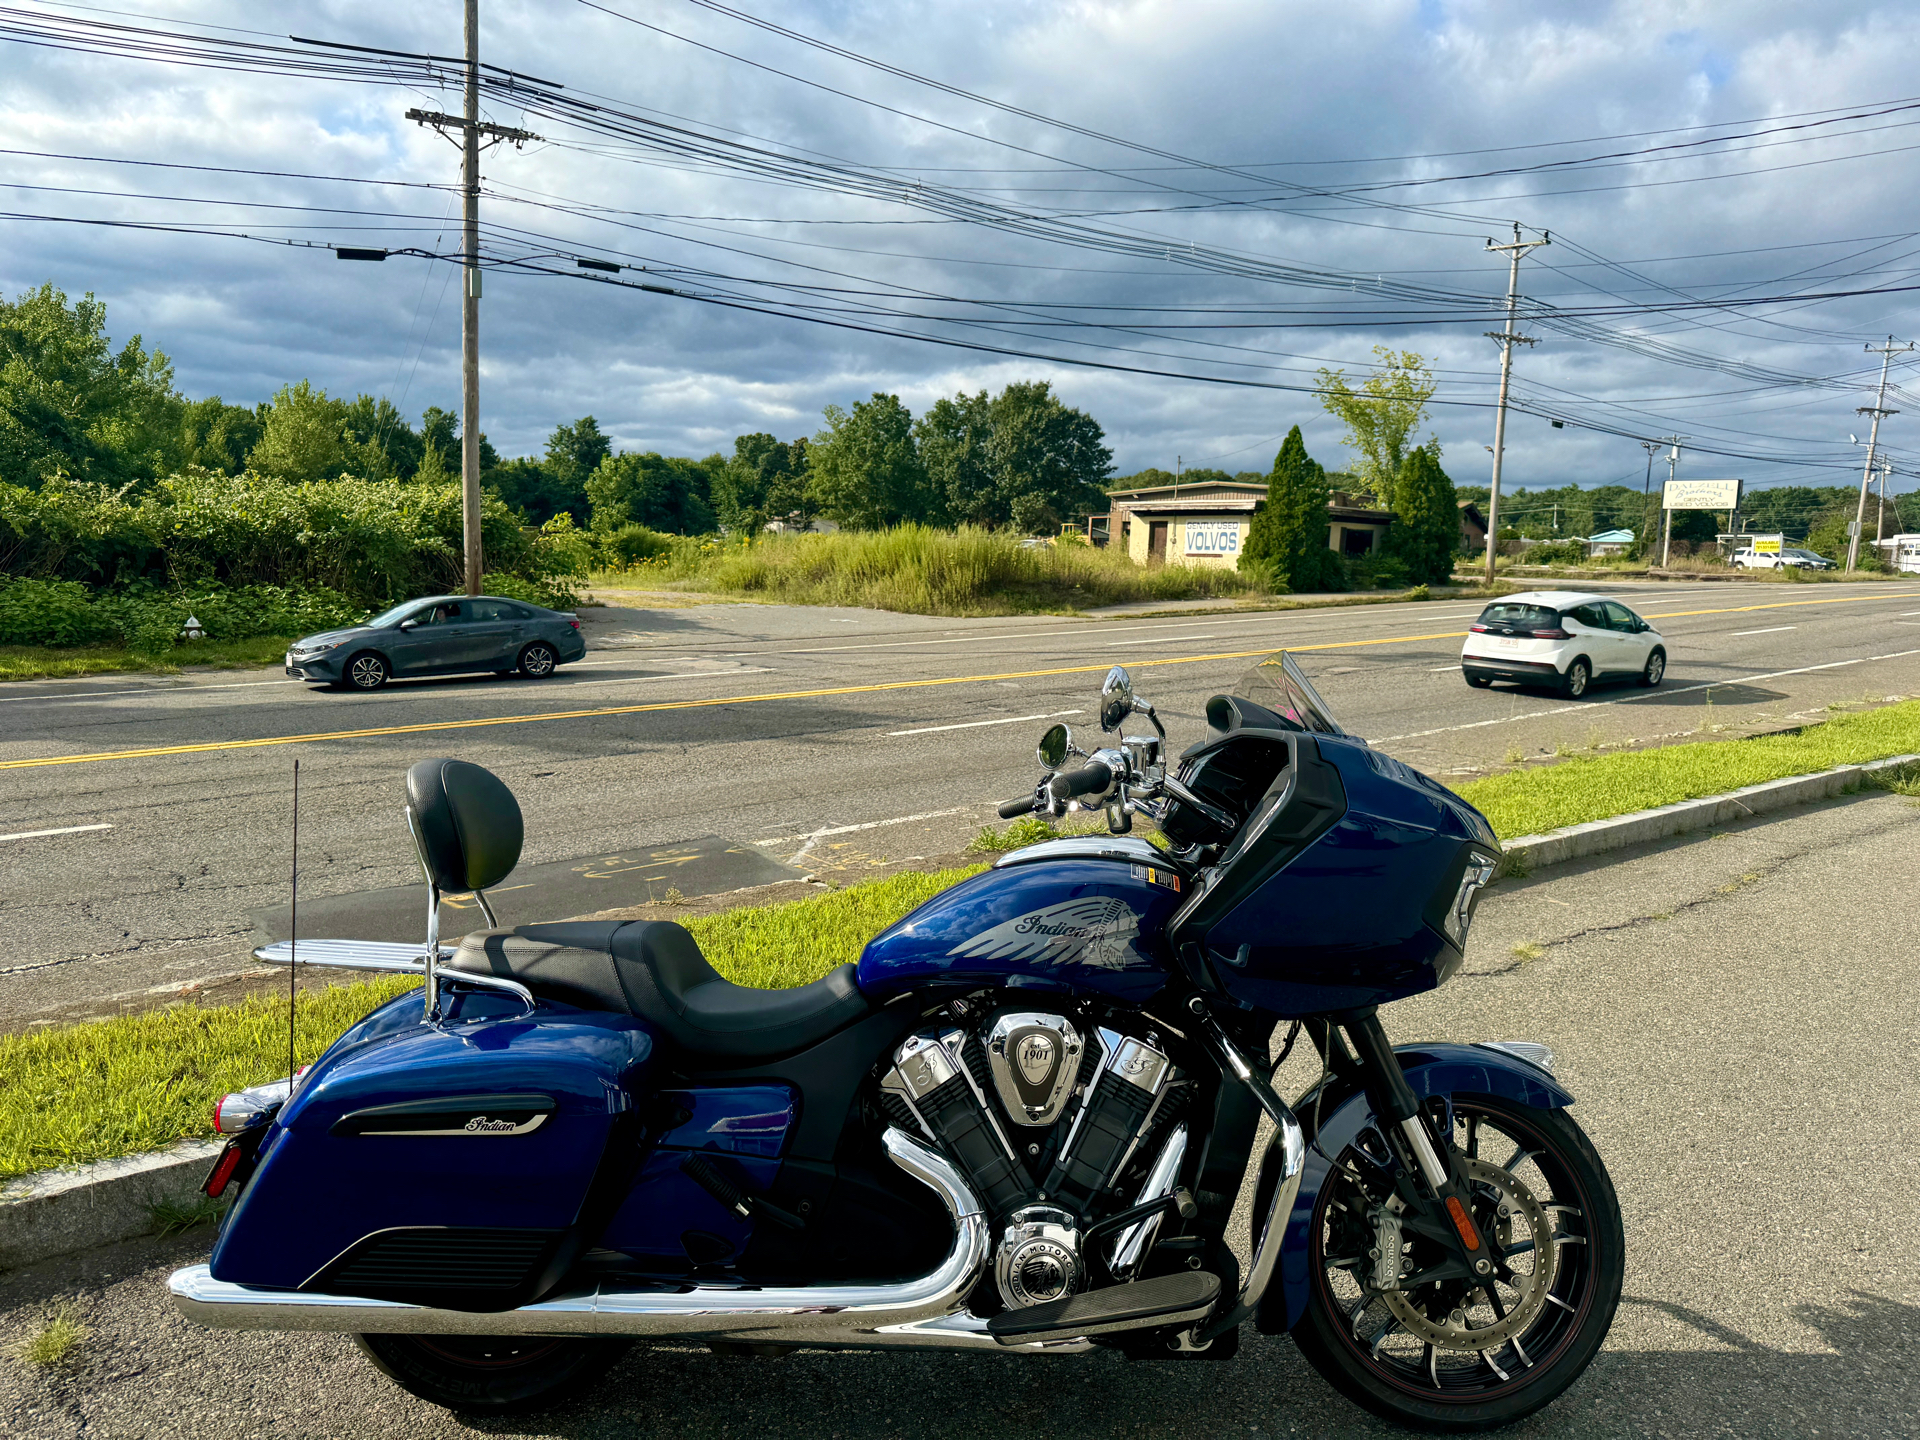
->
[[857, 837, 1186, 1004]]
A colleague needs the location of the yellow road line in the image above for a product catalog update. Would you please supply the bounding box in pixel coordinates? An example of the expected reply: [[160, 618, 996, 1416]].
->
[[0, 592, 1903, 772]]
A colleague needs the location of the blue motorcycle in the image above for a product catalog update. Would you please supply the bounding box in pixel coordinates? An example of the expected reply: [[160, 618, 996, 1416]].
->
[[171, 653, 1622, 1431]]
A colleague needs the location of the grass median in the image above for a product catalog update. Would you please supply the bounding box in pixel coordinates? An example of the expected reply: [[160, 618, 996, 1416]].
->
[[0, 866, 984, 1181], [6, 703, 1916, 1183], [0, 636, 293, 683], [1453, 699, 1919, 839]]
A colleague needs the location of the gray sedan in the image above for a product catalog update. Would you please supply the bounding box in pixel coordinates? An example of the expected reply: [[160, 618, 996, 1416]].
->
[[285, 595, 588, 690]]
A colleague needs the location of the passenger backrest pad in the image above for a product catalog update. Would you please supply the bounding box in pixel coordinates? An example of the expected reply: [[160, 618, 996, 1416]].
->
[[406, 757, 524, 892]]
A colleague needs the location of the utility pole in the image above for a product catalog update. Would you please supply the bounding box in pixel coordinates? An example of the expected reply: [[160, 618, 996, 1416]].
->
[[1875, 451, 1891, 547], [1640, 439, 1661, 556], [1848, 336, 1913, 572], [405, 1, 535, 596], [1658, 439, 1685, 567], [1482, 223, 1550, 585]]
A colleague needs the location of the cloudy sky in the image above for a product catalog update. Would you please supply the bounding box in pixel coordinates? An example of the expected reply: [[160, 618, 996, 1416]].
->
[[3, 0, 1916, 504]]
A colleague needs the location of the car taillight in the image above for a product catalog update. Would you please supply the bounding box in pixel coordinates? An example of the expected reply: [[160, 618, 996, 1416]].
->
[[1469, 623, 1491, 633], [1531, 627, 1570, 639], [569, 620, 580, 630]]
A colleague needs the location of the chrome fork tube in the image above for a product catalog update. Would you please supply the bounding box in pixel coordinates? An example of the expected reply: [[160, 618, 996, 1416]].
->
[[1186, 999, 1308, 1343]]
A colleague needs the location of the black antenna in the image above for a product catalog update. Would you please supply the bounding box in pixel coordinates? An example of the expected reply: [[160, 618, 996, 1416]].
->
[[289, 758, 299, 1091]]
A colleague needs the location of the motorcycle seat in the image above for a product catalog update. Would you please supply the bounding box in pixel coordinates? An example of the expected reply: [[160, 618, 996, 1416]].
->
[[446, 919, 874, 1061]]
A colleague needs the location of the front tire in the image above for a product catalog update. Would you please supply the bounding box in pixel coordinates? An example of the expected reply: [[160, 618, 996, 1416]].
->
[[353, 1334, 629, 1414], [1560, 658, 1590, 698], [345, 652, 388, 691], [1639, 648, 1666, 687], [518, 642, 558, 678], [1291, 1095, 1624, 1432]]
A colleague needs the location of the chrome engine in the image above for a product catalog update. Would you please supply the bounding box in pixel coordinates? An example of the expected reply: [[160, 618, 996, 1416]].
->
[[878, 1006, 1186, 1312]]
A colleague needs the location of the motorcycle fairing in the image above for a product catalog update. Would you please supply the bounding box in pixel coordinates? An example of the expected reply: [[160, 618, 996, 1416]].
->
[[1257, 1041, 1575, 1334], [210, 990, 654, 1298], [857, 857, 1184, 1003], [1196, 736, 1502, 1016]]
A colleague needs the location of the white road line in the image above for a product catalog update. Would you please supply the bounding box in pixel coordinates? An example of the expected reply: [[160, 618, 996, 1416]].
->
[[0, 677, 298, 704], [1374, 649, 1921, 744], [1729, 626, 1796, 637], [888, 709, 1082, 738], [756, 805, 978, 863], [1429, 665, 1462, 672], [1108, 633, 1214, 646], [0, 823, 114, 842]]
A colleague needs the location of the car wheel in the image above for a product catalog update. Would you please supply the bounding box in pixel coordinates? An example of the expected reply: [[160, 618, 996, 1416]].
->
[[517, 642, 558, 678], [1562, 658, 1591, 699], [345, 652, 388, 691], [1464, 671, 1494, 688], [1640, 648, 1666, 687]]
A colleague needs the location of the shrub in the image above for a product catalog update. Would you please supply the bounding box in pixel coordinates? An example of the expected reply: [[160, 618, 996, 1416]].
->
[[0, 577, 366, 651], [0, 578, 119, 646], [1523, 540, 1587, 566], [602, 522, 676, 568]]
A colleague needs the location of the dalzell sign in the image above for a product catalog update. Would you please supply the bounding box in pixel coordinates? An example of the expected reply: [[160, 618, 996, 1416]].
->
[[1664, 478, 1742, 511]]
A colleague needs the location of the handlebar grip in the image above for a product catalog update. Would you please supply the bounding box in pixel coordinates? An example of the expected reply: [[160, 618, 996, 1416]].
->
[[1047, 759, 1114, 803], [998, 793, 1040, 819]]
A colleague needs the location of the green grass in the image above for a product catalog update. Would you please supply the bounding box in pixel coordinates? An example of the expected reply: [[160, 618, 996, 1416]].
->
[[593, 525, 1266, 616], [14, 1308, 88, 1368], [0, 635, 292, 682], [0, 869, 981, 1180], [1455, 699, 1920, 839]]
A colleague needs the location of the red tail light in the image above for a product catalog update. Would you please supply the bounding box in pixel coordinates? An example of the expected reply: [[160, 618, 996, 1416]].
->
[[204, 1143, 244, 1199], [1469, 623, 1491, 633], [1530, 627, 1570, 639], [569, 620, 580, 630]]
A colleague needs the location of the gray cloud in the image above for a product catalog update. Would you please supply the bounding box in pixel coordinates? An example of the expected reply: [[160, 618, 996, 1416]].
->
[[1, 0, 1913, 495]]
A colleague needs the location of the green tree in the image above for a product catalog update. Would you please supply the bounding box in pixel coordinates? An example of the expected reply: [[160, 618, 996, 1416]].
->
[[0, 282, 182, 487], [1387, 445, 1459, 584], [916, 381, 1112, 528], [544, 416, 611, 491], [175, 397, 264, 474], [1314, 347, 1437, 508], [808, 393, 927, 529], [714, 432, 813, 535], [1241, 426, 1341, 591], [585, 452, 717, 535], [247, 380, 350, 482]]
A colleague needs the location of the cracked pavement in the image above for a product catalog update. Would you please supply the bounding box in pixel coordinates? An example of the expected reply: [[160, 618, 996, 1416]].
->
[[3, 789, 1914, 1439]]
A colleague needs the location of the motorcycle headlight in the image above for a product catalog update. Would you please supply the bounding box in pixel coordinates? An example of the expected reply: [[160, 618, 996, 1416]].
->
[[1443, 853, 1499, 947]]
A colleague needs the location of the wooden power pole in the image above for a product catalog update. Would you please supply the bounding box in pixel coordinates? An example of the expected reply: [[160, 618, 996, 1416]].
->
[[1482, 224, 1550, 585], [405, 1, 534, 596]]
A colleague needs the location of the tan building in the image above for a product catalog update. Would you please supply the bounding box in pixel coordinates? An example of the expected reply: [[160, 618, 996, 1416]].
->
[[1104, 480, 1265, 569]]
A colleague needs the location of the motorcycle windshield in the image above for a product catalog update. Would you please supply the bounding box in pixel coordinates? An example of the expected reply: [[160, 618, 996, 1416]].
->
[[1234, 651, 1348, 736]]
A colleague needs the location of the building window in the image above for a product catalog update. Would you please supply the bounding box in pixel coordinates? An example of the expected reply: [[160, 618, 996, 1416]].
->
[[1341, 528, 1375, 556]]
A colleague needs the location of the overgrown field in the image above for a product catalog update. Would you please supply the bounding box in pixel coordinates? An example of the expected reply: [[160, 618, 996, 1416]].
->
[[599, 525, 1266, 614], [1454, 699, 1920, 839]]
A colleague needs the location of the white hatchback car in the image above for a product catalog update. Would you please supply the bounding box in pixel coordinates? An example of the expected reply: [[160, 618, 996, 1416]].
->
[[1460, 591, 1666, 698]]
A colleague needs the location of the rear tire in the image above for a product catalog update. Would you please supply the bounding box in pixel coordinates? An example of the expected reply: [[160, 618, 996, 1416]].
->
[[353, 1334, 629, 1414], [1560, 659, 1590, 699], [1639, 648, 1666, 687], [1464, 672, 1494, 689], [345, 652, 388, 691], [518, 642, 558, 678]]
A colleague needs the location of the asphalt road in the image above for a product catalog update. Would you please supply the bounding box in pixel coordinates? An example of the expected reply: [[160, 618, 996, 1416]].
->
[[4, 790, 1914, 1439], [1, 577, 1914, 1026]]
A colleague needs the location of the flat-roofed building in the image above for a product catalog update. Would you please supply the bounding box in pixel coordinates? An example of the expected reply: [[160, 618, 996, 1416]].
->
[[1104, 479, 1266, 568]]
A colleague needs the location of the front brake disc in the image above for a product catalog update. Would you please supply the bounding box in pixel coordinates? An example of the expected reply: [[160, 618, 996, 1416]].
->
[[1382, 1158, 1559, 1351]]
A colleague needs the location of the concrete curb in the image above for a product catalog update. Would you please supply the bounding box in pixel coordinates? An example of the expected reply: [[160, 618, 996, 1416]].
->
[[0, 1139, 223, 1271], [1501, 753, 1919, 872]]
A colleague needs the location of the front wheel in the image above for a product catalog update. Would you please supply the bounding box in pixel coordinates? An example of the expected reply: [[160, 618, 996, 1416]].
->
[[1291, 1095, 1624, 1432], [1639, 648, 1666, 687], [345, 652, 388, 691], [353, 1334, 630, 1414]]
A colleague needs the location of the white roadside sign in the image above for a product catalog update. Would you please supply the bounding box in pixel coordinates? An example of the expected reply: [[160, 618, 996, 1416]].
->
[[1664, 478, 1742, 510], [1184, 521, 1243, 558]]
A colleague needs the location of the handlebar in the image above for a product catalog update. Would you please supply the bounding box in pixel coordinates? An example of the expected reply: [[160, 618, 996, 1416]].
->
[[998, 793, 1040, 819], [1047, 758, 1114, 804]]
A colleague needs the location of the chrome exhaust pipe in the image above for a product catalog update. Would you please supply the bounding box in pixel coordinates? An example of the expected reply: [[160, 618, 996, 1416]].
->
[[171, 1130, 1018, 1349]]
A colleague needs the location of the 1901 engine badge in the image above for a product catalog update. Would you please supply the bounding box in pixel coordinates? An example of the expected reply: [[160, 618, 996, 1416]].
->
[[985, 1012, 1081, 1126]]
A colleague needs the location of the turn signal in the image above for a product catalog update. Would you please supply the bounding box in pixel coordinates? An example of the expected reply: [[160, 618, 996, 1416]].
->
[[1445, 1195, 1482, 1251]]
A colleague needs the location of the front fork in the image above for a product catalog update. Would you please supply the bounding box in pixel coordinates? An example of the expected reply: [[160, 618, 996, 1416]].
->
[[1322, 1009, 1495, 1287]]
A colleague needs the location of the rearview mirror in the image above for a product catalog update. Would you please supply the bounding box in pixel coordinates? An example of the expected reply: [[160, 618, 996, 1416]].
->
[[1037, 723, 1073, 771], [1099, 666, 1134, 732]]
